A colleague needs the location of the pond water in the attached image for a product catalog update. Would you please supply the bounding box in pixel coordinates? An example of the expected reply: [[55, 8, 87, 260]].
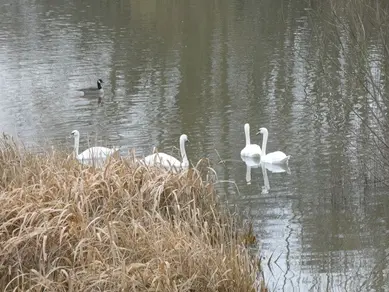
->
[[1, 0, 389, 291]]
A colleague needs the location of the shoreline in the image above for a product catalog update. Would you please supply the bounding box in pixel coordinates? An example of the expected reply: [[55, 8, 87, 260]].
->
[[0, 138, 266, 291]]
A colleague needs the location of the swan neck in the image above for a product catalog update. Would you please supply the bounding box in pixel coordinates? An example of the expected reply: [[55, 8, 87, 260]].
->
[[180, 138, 188, 164], [244, 125, 250, 146], [261, 130, 268, 155], [74, 135, 80, 157]]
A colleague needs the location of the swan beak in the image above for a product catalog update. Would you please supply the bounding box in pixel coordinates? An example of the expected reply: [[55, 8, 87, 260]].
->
[[187, 139, 190, 143], [255, 131, 260, 136]]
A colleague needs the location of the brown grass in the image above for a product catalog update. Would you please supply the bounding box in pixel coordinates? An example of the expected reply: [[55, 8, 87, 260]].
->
[[0, 136, 263, 292]]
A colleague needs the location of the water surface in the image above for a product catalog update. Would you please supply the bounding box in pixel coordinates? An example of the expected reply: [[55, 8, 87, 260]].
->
[[1, 0, 389, 291]]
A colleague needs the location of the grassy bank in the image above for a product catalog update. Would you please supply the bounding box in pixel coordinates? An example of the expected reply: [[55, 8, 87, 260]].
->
[[0, 137, 264, 291]]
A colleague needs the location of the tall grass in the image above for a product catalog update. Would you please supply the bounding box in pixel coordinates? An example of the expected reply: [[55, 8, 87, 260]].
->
[[0, 136, 263, 291]]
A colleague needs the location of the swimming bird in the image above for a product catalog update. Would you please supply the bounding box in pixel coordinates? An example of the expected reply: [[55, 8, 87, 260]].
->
[[70, 130, 119, 166], [142, 134, 189, 172], [256, 127, 290, 164], [240, 123, 262, 157], [78, 79, 104, 96]]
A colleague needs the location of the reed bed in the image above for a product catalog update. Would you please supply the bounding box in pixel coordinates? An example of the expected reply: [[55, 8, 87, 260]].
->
[[0, 137, 263, 292]]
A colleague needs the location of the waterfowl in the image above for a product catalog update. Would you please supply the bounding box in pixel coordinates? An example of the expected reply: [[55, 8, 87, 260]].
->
[[71, 130, 118, 166], [78, 79, 104, 96], [240, 123, 262, 157], [256, 127, 290, 164], [142, 134, 190, 172]]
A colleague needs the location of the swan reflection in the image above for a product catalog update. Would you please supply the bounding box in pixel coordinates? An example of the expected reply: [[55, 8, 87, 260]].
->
[[260, 161, 291, 174], [241, 156, 261, 185], [241, 156, 290, 193]]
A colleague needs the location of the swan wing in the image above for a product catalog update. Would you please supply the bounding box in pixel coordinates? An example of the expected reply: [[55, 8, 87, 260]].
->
[[143, 153, 182, 168], [78, 146, 115, 160], [261, 151, 290, 164], [240, 144, 262, 157]]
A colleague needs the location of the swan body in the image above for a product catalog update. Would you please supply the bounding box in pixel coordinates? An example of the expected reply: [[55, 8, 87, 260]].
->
[[256, 127, 290, 165], [78, 79, 104, 96], [77, 147, 117, 160], [260, 151, 289, 164], [71, 130, 118, 166], [142, 134, 189, 172], [240, 123, 262, 157]]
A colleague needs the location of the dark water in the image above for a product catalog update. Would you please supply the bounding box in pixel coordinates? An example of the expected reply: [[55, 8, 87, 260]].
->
[[1, 0, 389, 290]]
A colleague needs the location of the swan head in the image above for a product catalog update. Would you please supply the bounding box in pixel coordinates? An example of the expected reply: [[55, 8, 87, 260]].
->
[[70, 130, 80, 138], [180, 134, 189, 144], [244, 123, 250, 131], [256, 127, 268, 136]]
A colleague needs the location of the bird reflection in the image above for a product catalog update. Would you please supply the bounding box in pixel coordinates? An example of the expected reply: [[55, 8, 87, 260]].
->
[[241, 156, 290, 193], [241, 156, 261, 185], [98, 96, 103, 106], [261, 164, 270, 194], [260, 161, 291, 174]]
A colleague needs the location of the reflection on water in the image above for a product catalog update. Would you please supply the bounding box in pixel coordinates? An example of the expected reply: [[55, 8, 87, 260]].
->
[[260, 164, 270, 195], [241, 155, 290, 195], [262, 162, 291, 174], [241, 156, 261, 185], [1, 0, 389, 290]]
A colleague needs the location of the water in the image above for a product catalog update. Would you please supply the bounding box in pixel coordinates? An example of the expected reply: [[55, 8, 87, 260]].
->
[[1, 0, 389, 290]]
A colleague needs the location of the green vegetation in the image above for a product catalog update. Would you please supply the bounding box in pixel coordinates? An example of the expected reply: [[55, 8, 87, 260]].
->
[[0, 137, 265, 291]]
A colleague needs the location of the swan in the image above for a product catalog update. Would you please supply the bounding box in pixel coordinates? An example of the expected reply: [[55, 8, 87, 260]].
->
[[256, 127, 290, 164], [240, 123, 262, 158], [241, 150, 290, 173], [142, 134, 189, 171], [71, 130, 119, 165]]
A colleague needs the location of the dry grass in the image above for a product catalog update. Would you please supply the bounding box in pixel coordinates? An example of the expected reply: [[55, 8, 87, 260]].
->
[[0, 136, 263, 292]]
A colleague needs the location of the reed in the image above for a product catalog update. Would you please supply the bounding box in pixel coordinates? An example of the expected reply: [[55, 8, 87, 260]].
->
[[0, 137, 264, 291]]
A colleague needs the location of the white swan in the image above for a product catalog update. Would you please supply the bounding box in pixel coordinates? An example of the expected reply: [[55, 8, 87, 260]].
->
[[240, 123, 261, 158], [142, 134, 189, 172], [71, 130, 119, 166], [256, 127, 290, 164]]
